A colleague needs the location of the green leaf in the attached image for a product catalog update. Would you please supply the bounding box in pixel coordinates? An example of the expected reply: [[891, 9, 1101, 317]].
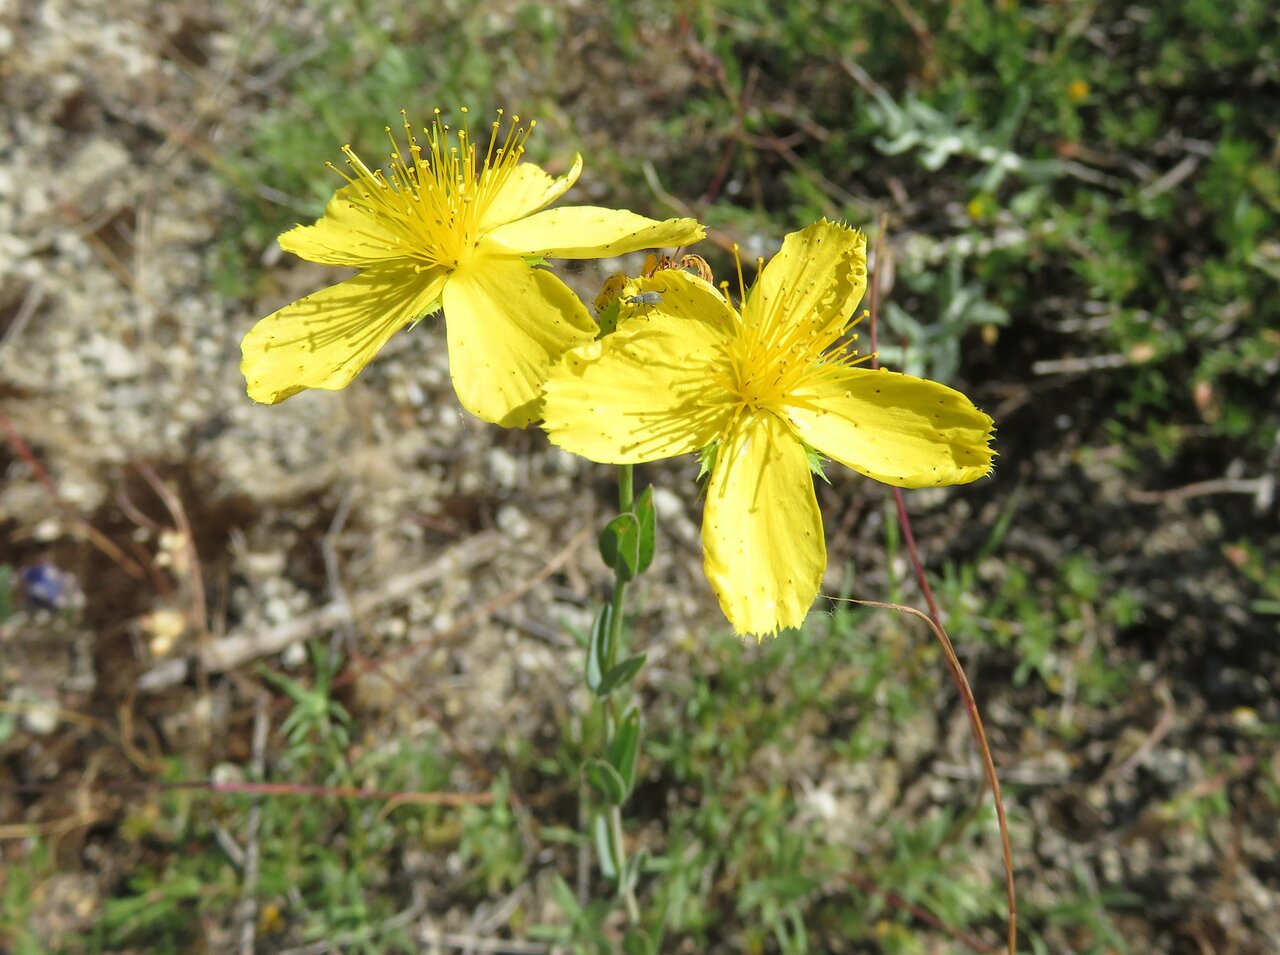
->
[[599, 512, 642, 581], [623, 930, 651, 955], [621, 847, 648, 896], [593, 812, 618, 880], [599, 487, 657, 582], [586, 759, 627, 805], [644, 897, 670, 955], [607, 709, 641, 796], [549, 874, 581, 919], [633, 486, 657, 576], [585, 604, 613, 693], [596, 653, 647, 697]]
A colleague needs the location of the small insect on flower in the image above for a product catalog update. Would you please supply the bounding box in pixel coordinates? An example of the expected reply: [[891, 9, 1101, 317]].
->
[[623, 290, 663, 313], [641, 252, 714, 284], [594, 273, 629, 314]]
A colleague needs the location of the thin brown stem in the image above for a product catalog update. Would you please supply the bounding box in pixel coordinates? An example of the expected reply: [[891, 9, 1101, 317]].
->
[[867, 219, 944, 626], [861, 219, 1016, 954], [849, 599, 1017, 955]]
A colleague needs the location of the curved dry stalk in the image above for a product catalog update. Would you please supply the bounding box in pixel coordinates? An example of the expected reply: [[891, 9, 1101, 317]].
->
[[866, 216, 944, 630], [849, 597, 1017, 955], [861, 216, 1014, 950]]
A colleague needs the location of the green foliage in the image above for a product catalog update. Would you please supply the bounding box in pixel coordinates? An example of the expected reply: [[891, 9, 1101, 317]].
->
[[880, 246, 1011, 382], [90, 644, 461, 953], [529, 874, 629, 954], [458, 775, 528, 895], [261, 643, 353, 782], [105, 866, 238, 948], [1228, 539, 1280, 619], [643, 609, 987, 948], [0, 840, 63, 955], [606, 707, 641, 798], [637, 596, 1136, 950], [940, 548, 1138, 711]]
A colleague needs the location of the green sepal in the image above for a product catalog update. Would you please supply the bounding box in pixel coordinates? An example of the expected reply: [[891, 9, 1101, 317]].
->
[[697, 441, 719, 483], [408, 297, 443, 329], [597, 297, 621, 337], [804, 443, 831, 484]]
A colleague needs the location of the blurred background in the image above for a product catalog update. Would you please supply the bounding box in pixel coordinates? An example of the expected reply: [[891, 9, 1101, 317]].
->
[[1, 1, 1278, 952]]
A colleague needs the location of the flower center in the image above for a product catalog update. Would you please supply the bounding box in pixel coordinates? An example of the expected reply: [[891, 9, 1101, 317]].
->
[[332, 108, 533, 271], [720, 270, 868, 422]]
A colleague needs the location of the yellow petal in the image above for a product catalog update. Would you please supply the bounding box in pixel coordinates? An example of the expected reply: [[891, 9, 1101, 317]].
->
[[747, 220, 867, 339], [477, 156, 583, 234], [787, 367, 995, 488], [278, 183, 407, 268], [628, 268, 736, 331], [703, 412, 825, 637], [542, 302, 731, 463], [241, 265, 446, 404], [484, 207, 705, 259], [443, 253, 597, 427]]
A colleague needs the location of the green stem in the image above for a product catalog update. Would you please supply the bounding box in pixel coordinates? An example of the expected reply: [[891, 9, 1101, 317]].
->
[[604, 464, 640, 924], [608, 464, 634, 674]]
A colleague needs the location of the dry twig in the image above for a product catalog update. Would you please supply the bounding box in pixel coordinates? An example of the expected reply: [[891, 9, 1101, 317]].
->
[[137, 531, 504, 689]]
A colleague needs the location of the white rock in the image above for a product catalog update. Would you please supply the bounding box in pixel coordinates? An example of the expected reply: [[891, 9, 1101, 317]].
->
[[16, 691, 61, 736], [485, 447, 520, 491], [97, 338, 142, 381]]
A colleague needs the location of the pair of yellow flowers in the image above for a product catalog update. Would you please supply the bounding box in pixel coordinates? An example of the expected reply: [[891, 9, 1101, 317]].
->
[[241, 110, 995, 637]]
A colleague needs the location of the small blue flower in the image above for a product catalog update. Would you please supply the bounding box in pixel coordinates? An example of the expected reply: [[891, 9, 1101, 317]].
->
[[20, 562, 78, 611]]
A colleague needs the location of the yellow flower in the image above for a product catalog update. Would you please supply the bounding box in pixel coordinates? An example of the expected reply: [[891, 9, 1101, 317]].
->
[[542, 220, 995, 637], [1067, 79, 1090, 102], [241, 109, 704, 426]]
